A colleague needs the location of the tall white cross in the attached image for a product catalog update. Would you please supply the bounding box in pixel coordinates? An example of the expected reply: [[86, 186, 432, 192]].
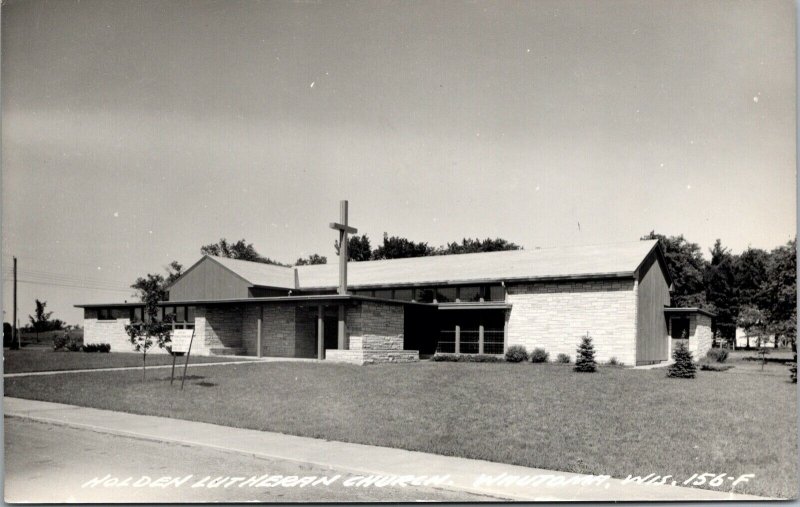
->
[[329, 200, 357, 295]]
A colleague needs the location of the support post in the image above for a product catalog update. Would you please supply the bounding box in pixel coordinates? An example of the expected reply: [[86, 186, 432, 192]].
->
[[180, 328, 195, 391], [338, 305, 346, 349], [257, 307, 263, 358], [479, 323, 485, 355], [455, 324, 460, 354], [12, 256, 17, 349], [503, 310, 509, 353], [339, 201, 348, 295], [170, 352, 177, 386], [169, 320, 176, 384], [317, 305, 325, 360]]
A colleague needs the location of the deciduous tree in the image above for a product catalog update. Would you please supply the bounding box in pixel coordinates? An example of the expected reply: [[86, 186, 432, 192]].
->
[[27, 299, 63, 341], [128, 265, 182, 381], [736, 305, 765, 349], [761, 239, 797, 347], [437, 237, 522, 255], [295, 254, 327, 265], [641, 232, 707, 307], [372, 233, 436, 260], [201, 238, 288, 266]]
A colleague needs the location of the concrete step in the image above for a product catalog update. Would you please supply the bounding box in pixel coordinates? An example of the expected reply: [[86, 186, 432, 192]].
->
[[208, 347, 247, 356]]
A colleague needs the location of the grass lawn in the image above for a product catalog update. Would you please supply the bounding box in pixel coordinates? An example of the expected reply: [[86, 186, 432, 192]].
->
[[3, 348, 247, 374], [5, 360, 797, 498]]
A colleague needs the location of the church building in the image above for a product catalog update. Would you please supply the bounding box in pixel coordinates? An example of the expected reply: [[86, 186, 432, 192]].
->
[[77, 201, 713, 366]]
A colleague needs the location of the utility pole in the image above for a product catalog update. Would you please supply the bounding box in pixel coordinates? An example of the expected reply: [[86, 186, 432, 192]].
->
[[12, 256, 18, 349]]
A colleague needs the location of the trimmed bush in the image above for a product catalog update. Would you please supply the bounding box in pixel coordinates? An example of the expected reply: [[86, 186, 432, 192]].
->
[[530, 348, 549, 363], [432, 353, 504, 363], [53, 334, 68, 351], [667, 341, 696, 378], [706, 348, 729, 363], [505, 345, 528, 362], [606, 357, 623, 367], [82, 343, 111, 353], [574, 333, 597, 372], [556, 353, 571, 364], [64, 337, 82, 352], [700, 363, 734, 372]]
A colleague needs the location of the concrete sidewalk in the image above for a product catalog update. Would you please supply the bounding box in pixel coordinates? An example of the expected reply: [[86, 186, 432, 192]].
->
[[4, 357, 316, 378], [4, 397, 769, 502]]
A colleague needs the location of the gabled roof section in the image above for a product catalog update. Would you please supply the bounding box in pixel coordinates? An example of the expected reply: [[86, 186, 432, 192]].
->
[[166, 255, 295, 291], [295, 240, 661, 289], [634, 240, 674, 288], [208, 256, 296, 289]]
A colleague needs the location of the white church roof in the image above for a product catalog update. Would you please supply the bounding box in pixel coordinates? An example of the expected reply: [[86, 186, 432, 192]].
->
[[296, 239, 661, 289], [205, 239, 662, 290]]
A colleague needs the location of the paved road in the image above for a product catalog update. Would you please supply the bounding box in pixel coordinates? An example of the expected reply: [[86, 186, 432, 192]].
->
[[4, 417, 488, 503]]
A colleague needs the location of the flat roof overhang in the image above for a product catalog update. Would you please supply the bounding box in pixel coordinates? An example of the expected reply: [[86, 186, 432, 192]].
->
[[664, 307, 717, 318], [76, 294, 431, 309], [437, 302, 512, 310], [76, 295, 512, 310]]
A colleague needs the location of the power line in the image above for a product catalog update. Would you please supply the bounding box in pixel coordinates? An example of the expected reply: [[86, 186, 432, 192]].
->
[[14, 278, 133, 293], [3, 275, 131, 292], [3, 269, 132, 288]]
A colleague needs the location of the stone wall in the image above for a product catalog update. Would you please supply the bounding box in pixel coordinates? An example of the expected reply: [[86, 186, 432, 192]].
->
[[351, 334, 404, 350], [325, 348, 419, 365], [506, 278, 638, 366], [200, 305, 243, 353], [689, 314, 713, 360], [327, 301, 417, 364]]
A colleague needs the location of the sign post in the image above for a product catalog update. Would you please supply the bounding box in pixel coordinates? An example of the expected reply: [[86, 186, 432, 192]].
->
[[169, 328, 195, 389]]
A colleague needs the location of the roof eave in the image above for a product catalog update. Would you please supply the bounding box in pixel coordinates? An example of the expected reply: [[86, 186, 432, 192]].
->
[[297, 271, 635, 291]]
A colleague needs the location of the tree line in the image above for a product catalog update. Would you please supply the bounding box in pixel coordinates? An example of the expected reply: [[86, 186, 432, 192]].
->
[[642, 232, 796, 347], [183, 234, 798, 347], [197, 235, 522, 267]]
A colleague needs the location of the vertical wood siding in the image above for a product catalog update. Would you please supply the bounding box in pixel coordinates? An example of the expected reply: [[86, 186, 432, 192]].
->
[[169, 258, 252, 301], [635, 252, 671, 364]]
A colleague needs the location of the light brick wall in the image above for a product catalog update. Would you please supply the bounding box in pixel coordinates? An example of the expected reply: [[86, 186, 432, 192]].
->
[[689, 314, 713, 360], [83, 318, 166, 354], [506, 279, 638, 365], [83, 307, 170, 355]]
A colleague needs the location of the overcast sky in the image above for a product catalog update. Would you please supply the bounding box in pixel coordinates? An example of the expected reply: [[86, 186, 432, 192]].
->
[[2, 0, 796, 324]]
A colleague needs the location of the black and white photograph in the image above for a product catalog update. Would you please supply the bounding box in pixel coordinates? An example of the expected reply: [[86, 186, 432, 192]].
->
[[1, 0, 797, 503]]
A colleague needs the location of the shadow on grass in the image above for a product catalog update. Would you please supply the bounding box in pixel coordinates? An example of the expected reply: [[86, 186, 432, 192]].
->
[[153, 374, 207, 382], [740, 357, 793, 364]]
